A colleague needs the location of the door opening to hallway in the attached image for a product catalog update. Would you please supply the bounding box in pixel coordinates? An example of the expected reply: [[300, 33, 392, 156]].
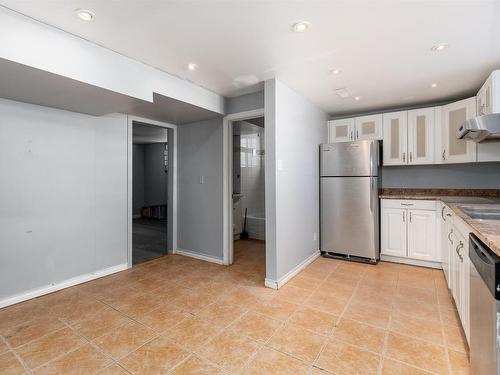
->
[[132, 122, 171, 265]]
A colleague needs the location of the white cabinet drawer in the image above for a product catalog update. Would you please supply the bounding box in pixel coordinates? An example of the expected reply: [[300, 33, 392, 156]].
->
[[381, 199, 437, 211]]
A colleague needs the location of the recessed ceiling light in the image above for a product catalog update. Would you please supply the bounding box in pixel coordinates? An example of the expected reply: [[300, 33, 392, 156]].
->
[[330, 68, 342, 75], [354, 96, 361, 101], [187, 63, 198, 71], [431, 43, 449, 52], [75, 8, 95, 22], [291, 21, 310, 33], [431, 83, 438, 88]]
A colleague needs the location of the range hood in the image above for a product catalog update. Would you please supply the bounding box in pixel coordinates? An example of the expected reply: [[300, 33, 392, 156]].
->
[[457, 113, 500, 142]]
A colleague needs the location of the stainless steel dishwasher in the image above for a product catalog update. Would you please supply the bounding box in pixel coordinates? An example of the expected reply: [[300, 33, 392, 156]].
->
[[469, 233, 500, 375]]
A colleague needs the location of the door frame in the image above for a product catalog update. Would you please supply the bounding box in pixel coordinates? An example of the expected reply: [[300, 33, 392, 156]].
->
[[127, 115, 178, 268], [222, 108, 265, 265]]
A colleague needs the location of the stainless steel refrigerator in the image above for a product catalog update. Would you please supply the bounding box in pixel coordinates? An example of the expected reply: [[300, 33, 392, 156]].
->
[[320, 141, 379, 263]]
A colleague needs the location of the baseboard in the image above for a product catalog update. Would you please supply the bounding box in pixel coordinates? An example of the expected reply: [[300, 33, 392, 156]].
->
[[265, 250, 321, 290], [381, 255, 442, 269], [0, 263, 129, 309], [265, 278, 278, 289], [174, 248, 224, 265]]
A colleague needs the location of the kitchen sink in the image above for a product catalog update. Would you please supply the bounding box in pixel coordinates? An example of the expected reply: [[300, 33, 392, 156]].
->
[[460, 207, 500, 220]]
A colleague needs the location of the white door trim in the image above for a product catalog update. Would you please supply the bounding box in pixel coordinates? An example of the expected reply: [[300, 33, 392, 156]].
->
[[222, 108, 265, 266], [127, 115, 178, 268]]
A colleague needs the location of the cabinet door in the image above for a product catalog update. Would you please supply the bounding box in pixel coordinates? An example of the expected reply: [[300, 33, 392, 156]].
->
[[382, 111, 407, 165], [355, 114, 383, 141], [381, 208, 407, 257], [407, 209, 437, 261], [328, 119, 354, 143], [408, 108, 435, 164], [441, 97, 477, 163], [456, 233, 470, 343]]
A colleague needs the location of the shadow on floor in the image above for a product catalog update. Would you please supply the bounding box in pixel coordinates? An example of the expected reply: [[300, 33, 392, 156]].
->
[[132, 217, 167, 265]]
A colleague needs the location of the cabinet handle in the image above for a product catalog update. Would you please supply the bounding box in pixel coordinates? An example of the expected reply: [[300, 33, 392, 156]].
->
[[409, 151, 413, 163], [356, 130, 359, 139], [448, 229, 453, 244], [402, 152, 406, 163], [456, 241, 464, 254], [441, 206, 446, 221], [409, 212, 412, 223], [350, 131, 353, 140], [403, 211, 405, 222], [401, 203, 414, 206], [442, 150, 446, 161]]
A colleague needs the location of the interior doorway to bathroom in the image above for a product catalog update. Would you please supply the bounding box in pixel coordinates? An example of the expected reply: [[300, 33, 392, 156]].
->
[[231, 117, 266, 278]]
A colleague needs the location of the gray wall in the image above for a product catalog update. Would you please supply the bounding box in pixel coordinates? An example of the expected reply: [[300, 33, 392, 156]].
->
[[381, 163, 500, 189], [0, 99, 128, 302], [133, 143, 168, 216], [144, 143, 168, 206], [226, 91, 264, 115], [132, 144, 145, 215], [265, 79, 328, 281], [177, 117, 224, 260]]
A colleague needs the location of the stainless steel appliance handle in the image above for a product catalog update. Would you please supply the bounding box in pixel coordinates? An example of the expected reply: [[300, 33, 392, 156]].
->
[[370, 177, 373, 212]]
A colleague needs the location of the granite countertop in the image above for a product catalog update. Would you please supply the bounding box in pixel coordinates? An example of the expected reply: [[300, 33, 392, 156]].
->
[[379, 188, 500, 256], [444, 201, 500, 256]]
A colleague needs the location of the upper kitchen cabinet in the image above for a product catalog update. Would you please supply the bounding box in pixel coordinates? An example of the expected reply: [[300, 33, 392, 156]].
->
[[328, 115, 382, 143], [328, 118, 354, 143], [441, 97, 477, 164], [477, 70, 500, 115], [382, 111, 407, 165], [407, 107, 435, 164], [355, 114, 383, 141]]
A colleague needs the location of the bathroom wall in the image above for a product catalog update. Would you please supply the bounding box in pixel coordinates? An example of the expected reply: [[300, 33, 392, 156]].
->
[[233, 121, 265, 239]]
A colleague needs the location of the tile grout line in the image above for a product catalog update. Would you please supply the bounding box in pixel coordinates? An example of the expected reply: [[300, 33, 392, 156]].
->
[[1, 334, 32, 374]]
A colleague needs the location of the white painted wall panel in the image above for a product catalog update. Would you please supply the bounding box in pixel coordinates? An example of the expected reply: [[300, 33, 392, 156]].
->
[[0, 99, 128, 301]]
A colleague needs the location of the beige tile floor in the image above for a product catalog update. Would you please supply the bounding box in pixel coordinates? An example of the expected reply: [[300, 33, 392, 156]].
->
[[0, 239, 469, 374]]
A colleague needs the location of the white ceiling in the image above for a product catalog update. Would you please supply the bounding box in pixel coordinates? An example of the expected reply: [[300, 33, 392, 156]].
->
[[2, 1, 500, 115]]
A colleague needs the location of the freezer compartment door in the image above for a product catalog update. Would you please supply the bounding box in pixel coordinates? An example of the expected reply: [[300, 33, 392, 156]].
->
[[320, 141, 378, 177], [320, 176, 379, 260]]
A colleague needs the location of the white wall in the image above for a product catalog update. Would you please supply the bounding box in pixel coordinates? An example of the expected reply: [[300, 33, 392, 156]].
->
[[177, 118, 224, 261], [265, 79, 328, 282], [0, 7, 224, 114], [0, 99, 128, 304]]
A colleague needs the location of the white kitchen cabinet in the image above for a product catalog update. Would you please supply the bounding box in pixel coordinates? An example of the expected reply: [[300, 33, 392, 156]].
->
[[355, 114, 383, 141], [477, 70, 500, 115], [381, 199, 439, 263], [328, 115, 382, 143], [381, 207, 407, 257], [382, 111, 407, 165], [441, 97, 477, 163], [439, 203, 454, 287], [407, 209, 437, 261], [328, 119, 354, 143], [407, 107, 435, 164]]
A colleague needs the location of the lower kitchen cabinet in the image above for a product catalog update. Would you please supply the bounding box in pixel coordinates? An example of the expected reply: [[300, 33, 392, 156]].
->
[[381, 199, 438, 263]]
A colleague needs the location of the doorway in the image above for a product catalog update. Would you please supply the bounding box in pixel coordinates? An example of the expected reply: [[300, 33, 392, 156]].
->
[[128, 118, 176, 266], [232, 117, 266, 277]]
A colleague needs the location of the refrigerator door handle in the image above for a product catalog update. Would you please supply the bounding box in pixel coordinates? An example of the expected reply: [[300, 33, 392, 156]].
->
[[370, 177, 374, 212]]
